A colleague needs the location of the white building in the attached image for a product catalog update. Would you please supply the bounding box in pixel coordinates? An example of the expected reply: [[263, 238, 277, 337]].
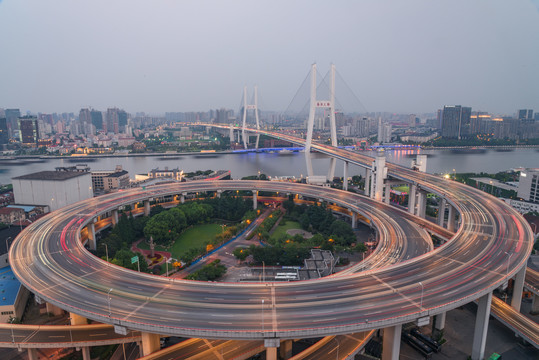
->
[[12, 166, 93, 211], [517, 168, 539, 203], [502, 198, 539, 214]]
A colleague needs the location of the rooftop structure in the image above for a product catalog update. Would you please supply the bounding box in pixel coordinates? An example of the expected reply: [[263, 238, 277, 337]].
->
[[12, 166, 93, 211]]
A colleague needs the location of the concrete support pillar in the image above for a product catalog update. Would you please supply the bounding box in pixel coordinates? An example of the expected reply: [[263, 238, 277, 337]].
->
[[264, 339, 280, 360], [417, 191, 427, 218], [382, 324, 402, 360], [253, 191, 258, 210], [280, 339, 293, 359], [88, 222, 96, 251], [364, 168, 371, 197], [144, 200, 150, 216], [433, 312, 446, 338], [112, 209, 119, 226], [531, 294, 539, 315], [438, 198, 447, 227], [471, 292, 492, 360], [181, 193, 186, 204], [384, 184, 391, 204], [351, 212, 357, 229], [141, 332, 161, 356], [343, 161, 349, 191], [373, 152, 386, 202], [408, 184, 417, 215], [328, 157, 337, 182], [28, 348, 38, 360], [47, 302, 64, 316], [447, 205, 456, 232], [81, 346, 91, 360], [216, 190, 222, 198], [511, 266, 526, 312], [70, 312, 87, 325]]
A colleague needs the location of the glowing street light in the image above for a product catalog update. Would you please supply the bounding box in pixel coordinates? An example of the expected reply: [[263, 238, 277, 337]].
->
[[108, 288, 113, 317]]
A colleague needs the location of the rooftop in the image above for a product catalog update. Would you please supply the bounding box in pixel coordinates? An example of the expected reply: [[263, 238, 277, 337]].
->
[[106, 170, 129, 178], [0, 266, 21, 306], [12, 169, 89, 181], [0, 207, 23, 215]]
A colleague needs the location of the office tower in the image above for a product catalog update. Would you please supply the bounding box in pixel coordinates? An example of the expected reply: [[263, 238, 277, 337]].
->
[[5, 109, 21, 137], [106, 108, 119, 134], [517, 109, 533, 120], [436, 109, 443, 129], [91, 110, 104, 132], [0, 118, 8, 145], [18, 116, 39, 146], [441, 105, 472, 139], [79, 108, 91, 135], [118, 110, 128, 133]]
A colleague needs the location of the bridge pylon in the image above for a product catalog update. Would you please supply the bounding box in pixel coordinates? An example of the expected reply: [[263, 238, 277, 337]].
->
[[305, 63, 338, 180], [241, 85, 261, 149]]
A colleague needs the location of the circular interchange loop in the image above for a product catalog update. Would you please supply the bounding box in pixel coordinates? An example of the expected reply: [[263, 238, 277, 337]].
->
[[9, 138, 534, 340]]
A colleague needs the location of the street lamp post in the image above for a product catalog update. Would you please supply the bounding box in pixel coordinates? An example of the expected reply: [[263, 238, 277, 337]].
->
[[10, 317, 15, 343], [333, 336, 340, 360], [67, 317, 73, 343], [418, 281, 424, 309], [262, 261, 265, 283], [108, 288, 113, 317]]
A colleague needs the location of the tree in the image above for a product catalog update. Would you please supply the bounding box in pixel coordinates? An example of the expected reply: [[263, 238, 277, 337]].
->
[[144, 207, 187, 244], [354, 242, 368, 253], [112, 249, 149, 272], [329, 220, 355, 245], [233, 247, 249, 261]]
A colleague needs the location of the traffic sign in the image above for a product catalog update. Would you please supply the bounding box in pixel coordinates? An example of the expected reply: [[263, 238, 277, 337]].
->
[[131, 256, 138, 264]]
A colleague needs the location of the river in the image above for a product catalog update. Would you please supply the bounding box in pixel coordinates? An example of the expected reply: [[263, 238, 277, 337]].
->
[[0, 147, 537, 185]]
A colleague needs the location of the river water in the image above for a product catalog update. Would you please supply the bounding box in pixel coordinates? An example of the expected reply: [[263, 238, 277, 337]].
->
[[0, 148, 537, 185]]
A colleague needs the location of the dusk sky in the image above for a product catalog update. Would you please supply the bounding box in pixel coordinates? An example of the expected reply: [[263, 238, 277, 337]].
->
[[1, 0, 539, 115]]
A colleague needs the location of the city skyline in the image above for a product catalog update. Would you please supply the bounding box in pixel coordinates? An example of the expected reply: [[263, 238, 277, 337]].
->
[[1, 1, 539, 114]]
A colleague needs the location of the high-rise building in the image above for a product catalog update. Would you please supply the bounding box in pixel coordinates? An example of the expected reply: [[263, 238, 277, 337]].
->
[[517, 109, 533, 120], [118, 110, 128, 133], [377, 118, 392, 143], [5, 109, 21, 137], [441, 105, 472, 139], [216, 108, 233, 124], [106, 108, 119, 134], [0, 118, 8, 145], [79, 108, 91, 135], [18, 116, 39, 146], [91, 110, 103, 132], [517, 169, 539, 204]]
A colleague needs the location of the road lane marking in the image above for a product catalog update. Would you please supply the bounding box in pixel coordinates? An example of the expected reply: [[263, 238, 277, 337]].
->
[[372, 274, 421, 310]]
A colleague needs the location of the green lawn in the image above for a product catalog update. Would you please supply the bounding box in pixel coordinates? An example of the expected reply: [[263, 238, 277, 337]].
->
[[393, 185, 409, 193], [271, 220, 302, 239], [170, 223, 222, 259]]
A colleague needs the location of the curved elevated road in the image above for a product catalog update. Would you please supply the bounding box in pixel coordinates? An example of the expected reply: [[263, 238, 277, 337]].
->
[[9, 132, 534, 341]]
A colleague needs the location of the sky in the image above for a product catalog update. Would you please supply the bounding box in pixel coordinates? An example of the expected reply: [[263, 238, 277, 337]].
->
[[1, 0, 539, 115]]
